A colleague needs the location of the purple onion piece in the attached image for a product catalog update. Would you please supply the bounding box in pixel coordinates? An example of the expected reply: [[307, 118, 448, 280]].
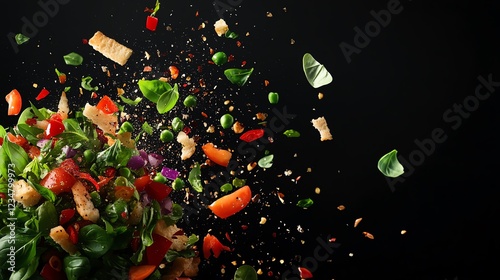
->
[[127, 155, 147, 170], [160, 196, 173, 215], [62, 145, 77, 158], [141, 192, 151, 207], [161, 166, 180, 180], [148, 153, 163, 168], [36, 139, 51, 149], [139, 149, 148, 160]]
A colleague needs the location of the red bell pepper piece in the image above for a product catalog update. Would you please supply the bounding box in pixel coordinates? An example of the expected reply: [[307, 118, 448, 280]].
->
[[239, 128, 265, 142], [36, 88, 50, 101], [146, 15, 158, 31]]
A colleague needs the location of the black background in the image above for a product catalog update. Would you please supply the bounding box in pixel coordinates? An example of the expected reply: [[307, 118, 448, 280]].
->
[[1, 0, 499, 279]]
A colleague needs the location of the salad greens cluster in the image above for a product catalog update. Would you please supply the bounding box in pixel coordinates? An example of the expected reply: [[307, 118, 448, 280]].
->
[[0, 100, 198, 280]]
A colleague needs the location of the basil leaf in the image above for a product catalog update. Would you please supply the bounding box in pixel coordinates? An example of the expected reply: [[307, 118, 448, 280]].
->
[[283, 129, 300, 137], [36, 201, 59, 235], [15, 33, 30, 45], [16, 123, 43, 145], [8, 248, 43, 280], [78, 224, 113, 259], [138, 79, 172, 103], [64, 255, 91, 280], [119, 95, 143, 105], [297, 198, 314, 209], [156, 84, 180, 114], [2, 136, 29, 174], [302, 53, 333, 88], [257, 154, 274, 168], [234, 264, 258, 280], [81, 76, 98, 91], [224, 68, 254, 87], [188, 162, 203, 193], [63, 52, 83, 66], [377, 149, 405, 178]]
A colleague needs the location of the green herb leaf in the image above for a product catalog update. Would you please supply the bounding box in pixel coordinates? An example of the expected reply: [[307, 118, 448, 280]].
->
[[157, 83, 179, 114], [188, 162, 203, 192], [283, 129, 300, 137], [0, 228, 41, 270], [64, 255, 91, 280], [119, 95, 143, 105], [377, 149, 405, 178], [2, 135, 29, 174], [138, 79, 172, 103], [81, 76, 98, 91], [258, 154, 274, 168], [296, 198, 314, 208], [234, 265, 258, 280], [224, 68, 254, 87], [78, 224, 113, 259], [302, 53, 333, 88], [63, 52, 84, 66], [15, 33, 30, 45]]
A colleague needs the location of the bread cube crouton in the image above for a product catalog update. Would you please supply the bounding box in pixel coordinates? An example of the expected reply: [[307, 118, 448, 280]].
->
[[12, 179, 42, 207], [49, 226, 78, 255]]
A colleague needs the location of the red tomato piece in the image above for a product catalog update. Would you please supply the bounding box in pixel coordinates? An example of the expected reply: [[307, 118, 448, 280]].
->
[[44, 118, 65, 139], [146, 15, 158, 31], [208, 185, 252, 219], [40, 260, 66, 280], [201, 142, 232, 167], [145, 233, 173, 266], [66, 224, 78, 244], [134, 174, 152, 192], [60, 158, 80, 176], [239, 129, 265, 142], [96, 95, 119, 114], [5, 89, 22, 116], [40, 167, 77, 195], [59, 208, 76, 225], [299, 267, 313, 279], [36, 88, 50, 101], [145, 181, 172, 202], [203, 233, 231, 259]]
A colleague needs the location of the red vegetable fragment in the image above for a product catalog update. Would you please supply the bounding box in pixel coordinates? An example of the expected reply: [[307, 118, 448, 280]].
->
[[203, 233, 231, 259], [36, 88, 50, 101], [5, 88, 22, 116], [146, 15, 158, 31], [299, 267, 313, 279], [239, 128, 265, 142]]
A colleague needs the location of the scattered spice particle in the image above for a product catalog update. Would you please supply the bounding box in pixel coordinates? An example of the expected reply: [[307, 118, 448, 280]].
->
[[354, 218, 363, 228], [266, 12, 273, 17], [363, 232, 374, 239], [337, 205, 345, 211], [318, 92, 324, 99], [401, 230, 407, 235], [314, 187, 320, 194], [259, 217, 267, 224]]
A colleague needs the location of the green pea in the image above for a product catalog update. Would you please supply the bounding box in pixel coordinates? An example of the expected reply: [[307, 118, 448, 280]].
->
[[183, 95, 197, 108], [220, 113, 234, 129], [83, 149, 96, 163], [212, 51, 228, 66], [172, 177, 185, 191], [268, 92, 279, 104], [220, 183, 233, 193], [119, 121, 134, 134], [172, 117, 185, 133], [160, 129, 174, 142], [153, 173, 167, 184]]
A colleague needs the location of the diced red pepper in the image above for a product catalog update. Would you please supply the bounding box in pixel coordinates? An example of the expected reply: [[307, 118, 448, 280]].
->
[[298, 267, 313, 279], [134, 174, 152, 192], [96, 95, 119, 114], [66, 224, 78, 244], [145, 181, 172, 202], [144, 233, 172, 266], [169, 65, 179, 79], [59, 208, 76, 225], [146, 15, 158, 31], [36, 88, 50, 101], [239, 129, 265, 142]]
